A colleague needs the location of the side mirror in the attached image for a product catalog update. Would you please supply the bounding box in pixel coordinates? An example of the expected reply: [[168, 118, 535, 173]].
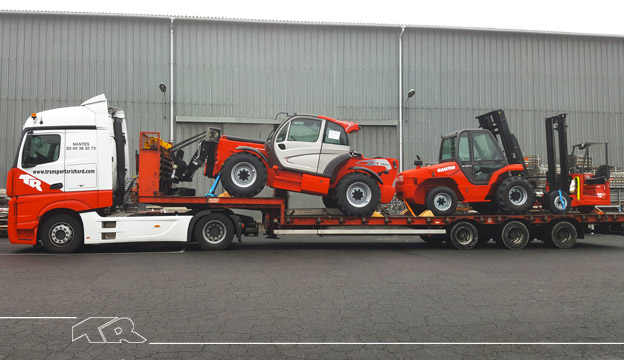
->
[[413, 155, 423, 167]]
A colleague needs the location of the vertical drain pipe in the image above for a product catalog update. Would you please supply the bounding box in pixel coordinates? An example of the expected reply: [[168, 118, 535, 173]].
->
[[398, 26, 406, 171], [170, 17, 175, 143]]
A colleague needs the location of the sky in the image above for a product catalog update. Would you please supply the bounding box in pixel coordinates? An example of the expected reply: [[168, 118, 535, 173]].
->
[[2, 0, 624, 36]]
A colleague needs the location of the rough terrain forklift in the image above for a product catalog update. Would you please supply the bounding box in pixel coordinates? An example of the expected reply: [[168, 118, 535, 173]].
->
[[395, 110, 535, 216]]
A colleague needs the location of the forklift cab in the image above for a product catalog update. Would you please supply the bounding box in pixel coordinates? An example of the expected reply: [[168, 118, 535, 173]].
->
[[439, 129, 507, 185]]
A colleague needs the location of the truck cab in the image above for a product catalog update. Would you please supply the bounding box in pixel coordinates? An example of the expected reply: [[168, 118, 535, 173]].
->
[[6, 95, 129, 247]]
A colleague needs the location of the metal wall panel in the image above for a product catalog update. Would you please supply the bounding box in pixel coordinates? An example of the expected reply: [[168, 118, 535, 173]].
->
[[0, 14, 170, 186], [402, 28, 624, 169]]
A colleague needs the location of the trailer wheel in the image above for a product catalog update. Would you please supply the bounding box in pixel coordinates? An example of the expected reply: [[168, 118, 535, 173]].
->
[[495, 177, 535, 214], [544, 191, 571, 214], [495, 221, 530, 250], [334, 172, 380, 216], [447, 221, 479, 250], [426, 186, 458, 216], [221, 153, 267, 197], [545, 221, 577, 249], [40, 214, 83, 253], [194, 213, 235, 251]]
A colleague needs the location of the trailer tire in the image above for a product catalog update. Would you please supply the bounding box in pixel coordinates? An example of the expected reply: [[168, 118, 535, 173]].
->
[[334, 172, 380, 216], [545, 221, 577, 249], [495, 177, 535, 214], [194, 213, 235, 251], [447, 221, 479, 250], [221, 153, 267, 197], [426, 186, 458, 216], [495, 221, 530, 250], [544, 191, 571, 214], [40, 214, 83, 253]]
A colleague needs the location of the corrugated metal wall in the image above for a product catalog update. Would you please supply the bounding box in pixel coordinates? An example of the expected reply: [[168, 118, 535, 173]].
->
[[1, 13, 623, 208], [403, 29, 624, 169], [0, 13, 171, 187]]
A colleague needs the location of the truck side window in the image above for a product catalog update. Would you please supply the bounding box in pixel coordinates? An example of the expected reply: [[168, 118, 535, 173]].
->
[[287, 119, 321, 142], [21, 134, 61, 167], [323, 121, 348, 146]]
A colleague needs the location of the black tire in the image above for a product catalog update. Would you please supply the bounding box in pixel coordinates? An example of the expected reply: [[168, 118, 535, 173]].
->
[[40, 214, 83, 253], [470, 202, 497, 214], [194, 213, 235, 251], [545, 221, 577, 249], [544, 190, 571, 214], [495, 221, 530, 250], [447, 221, 479, 250], [334, 172, 381, 216], [494, 177, 535, 214], [419, 234, 445, 244], [426, 186, 458, 216], [221, 153, 268, 197], [322, 190, 336, 209]]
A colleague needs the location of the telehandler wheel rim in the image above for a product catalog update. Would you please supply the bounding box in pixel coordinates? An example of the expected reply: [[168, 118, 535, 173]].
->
[[433, 193, 452, 212], [508, 185, 528, 206], [49, 222, 74, 246], [201, 220, 227, 244], [231, 162, 257, 188], [346, 182, 372, 208]]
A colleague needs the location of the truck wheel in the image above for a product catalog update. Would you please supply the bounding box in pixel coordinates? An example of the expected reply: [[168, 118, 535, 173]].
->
[[334, 172, 380, 216], [447, 221, 479, 250], [40, 214, 83, 253], [495, 221, 530, 250], [545, 190, 571, 214], [545, 221, 577, 249], [221, 153, 267, 197], [322, 190, 336, 208], [194, 213, 235, 251], [426, 186, 458, 216], [495, 177, 535, 214]]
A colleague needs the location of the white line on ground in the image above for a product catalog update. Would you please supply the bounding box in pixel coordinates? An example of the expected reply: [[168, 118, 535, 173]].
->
[[149, 342, 624, 346], [0, 317, 77, 319]]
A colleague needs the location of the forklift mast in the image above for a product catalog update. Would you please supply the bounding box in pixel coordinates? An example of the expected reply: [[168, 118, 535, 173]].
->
[[476, 110, 527, 172], [544, 114, 569, 192]]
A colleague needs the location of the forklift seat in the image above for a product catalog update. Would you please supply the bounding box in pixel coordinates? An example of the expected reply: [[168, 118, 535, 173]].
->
[[585, 165, 609, 185]]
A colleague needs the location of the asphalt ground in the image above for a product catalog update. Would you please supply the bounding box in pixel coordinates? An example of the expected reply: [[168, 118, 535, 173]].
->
[[1, 233, 624, 359]]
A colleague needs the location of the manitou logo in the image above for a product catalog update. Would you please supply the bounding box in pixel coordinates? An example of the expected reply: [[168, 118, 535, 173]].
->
[[19, 174, 42, 191]]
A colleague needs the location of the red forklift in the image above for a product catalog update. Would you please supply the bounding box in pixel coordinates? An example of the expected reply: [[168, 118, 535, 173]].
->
[[542, 114, 611, 214]]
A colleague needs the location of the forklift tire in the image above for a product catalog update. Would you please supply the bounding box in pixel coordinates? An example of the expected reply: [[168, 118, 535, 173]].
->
[[194, 213, 235, 251], [446, 221, 479, 250], [221, 153, 268, 197], [544, 190, 571, 214], [494, 177, 535, 214], [426, 186, 458, 216], [40, 214, 83, 253], [495, 221, 530, 250], [545, 221, 577, 249], [334, 172, 380, 216]]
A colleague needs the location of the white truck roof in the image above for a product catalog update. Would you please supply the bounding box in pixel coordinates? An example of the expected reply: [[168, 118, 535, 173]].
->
[[24, 94, 123, 130]]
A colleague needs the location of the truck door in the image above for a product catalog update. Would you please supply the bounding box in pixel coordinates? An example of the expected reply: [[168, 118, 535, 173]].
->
[[273, 117, 323, 173], [64, 130, 98, 191], [17, 130, 65, 195]]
